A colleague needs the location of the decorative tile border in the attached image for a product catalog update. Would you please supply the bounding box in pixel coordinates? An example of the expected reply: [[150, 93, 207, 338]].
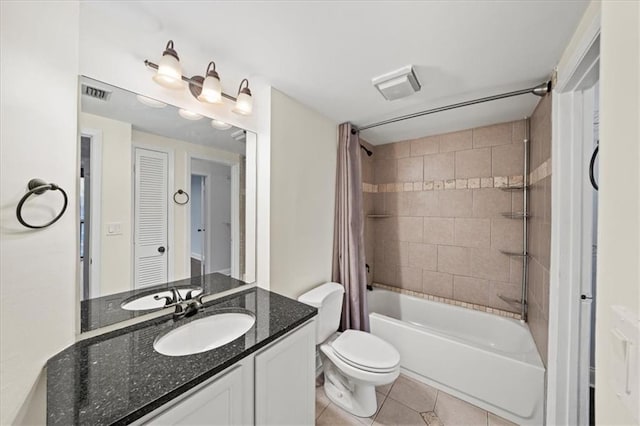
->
[[362, 175, 524, 193], [371, 282, 522, 320], [528, 158, 551, 185]]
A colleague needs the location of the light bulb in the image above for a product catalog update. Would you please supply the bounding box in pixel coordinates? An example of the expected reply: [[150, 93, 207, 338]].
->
[[152, 40, 183, 90]]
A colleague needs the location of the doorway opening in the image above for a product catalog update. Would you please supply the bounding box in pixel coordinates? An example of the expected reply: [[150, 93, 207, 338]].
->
[[189, 158, 234, 280]]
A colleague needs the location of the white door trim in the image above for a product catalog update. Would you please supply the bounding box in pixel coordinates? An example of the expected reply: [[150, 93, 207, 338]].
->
[[546, 14, 600, 425], [231, 163, 240, 279], [131, 143, 175, 287], [80, 128, 102, 299]]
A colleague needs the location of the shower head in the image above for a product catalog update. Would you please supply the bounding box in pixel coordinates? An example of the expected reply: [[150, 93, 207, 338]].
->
[[531, 81, 551, 97], [360, 144, 373, 157]]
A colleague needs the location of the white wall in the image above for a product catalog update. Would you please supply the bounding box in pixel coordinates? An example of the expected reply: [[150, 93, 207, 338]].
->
[[269, 89, 337, 298], [596, 1, 640, 424], [0, 2, 79, 424]]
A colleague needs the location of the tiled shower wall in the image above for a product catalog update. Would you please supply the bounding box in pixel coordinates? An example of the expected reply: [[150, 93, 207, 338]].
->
[[527, 94, 552, 365], [362, 120, 528, 315]]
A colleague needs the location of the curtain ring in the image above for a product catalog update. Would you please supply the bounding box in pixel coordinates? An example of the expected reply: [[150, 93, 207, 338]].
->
[[173, 189, 189, 205], [16, 179, 68, 229]]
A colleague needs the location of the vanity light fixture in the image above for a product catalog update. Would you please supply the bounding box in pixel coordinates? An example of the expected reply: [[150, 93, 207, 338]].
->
[[178, 109, 203, 120], [231, 129, 246, 141], [152, 40, 183, 89], [211, 119, 232, 130], [232, 79, 253, 115], [197, 62, 222, 104], [145, 40, 254, 116], [136, 95, 167, 108]]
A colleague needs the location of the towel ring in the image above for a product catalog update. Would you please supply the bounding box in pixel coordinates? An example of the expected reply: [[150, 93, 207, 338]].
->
[[16, 179, 68, 229], [173, 189, 189, 205]]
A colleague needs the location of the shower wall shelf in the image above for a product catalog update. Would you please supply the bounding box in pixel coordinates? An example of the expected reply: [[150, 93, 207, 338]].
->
[[499, 295, 524, 307], [499, 250, 528, 257], [501, 212, 530, 219], [367, 214, 392, 219], [500, 186, 528, 191]]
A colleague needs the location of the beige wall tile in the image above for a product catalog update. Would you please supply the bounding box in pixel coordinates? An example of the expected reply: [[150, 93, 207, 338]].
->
[[454, 218, 491, 248], [377, 140, 410, 159], [423, 270, 454, 298], [424, 152, 455, 180], [512, 120, 526, 144], [437, 246, 470, 276], [473, 122, 512, 148], [472, 188, 511, 217], [424, 217, 454, 245], [374, 158, 396, 183], [453, 275, 490, 306], [439, 129, 473, 152], [408, 190, 439, 217], [410, 135, 439, 156], [470, 248, 510, 282], [455, 147, 492, 178], [398, 266, 422, 292], [408, 242, 437, 270], [509, 256, 524, 284], [397, 216, 423, 242], [384, 240, 409, 267], [491, 219, 523, 252], [439, 189, 473, 217], [492, 143, 524, 177], [397, 156, 424, 182], [374, 262, 397, 286]]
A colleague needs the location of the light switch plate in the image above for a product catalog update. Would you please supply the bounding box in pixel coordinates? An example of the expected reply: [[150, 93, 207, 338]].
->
[[106, 222, 122, 235]]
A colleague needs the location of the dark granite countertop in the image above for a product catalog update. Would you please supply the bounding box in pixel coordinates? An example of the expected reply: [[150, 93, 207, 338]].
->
[[49, 287, 317, 425], [81, 273, 251, 332]]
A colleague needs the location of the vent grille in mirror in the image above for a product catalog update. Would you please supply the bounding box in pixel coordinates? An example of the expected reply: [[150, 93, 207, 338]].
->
[[81, 84, 112, 101]]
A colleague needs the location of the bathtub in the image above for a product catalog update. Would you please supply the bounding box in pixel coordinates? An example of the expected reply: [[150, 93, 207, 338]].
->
[[368, 288, 545, 426]]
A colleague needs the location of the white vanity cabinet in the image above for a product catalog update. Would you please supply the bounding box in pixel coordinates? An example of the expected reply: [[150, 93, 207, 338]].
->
[[254, 319, 316, 425], [137, 319, 315, 426]]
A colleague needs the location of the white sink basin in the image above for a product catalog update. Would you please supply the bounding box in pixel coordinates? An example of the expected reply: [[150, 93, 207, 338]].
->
[[154, 313, 255, 357], [121, 288, 203, 311]]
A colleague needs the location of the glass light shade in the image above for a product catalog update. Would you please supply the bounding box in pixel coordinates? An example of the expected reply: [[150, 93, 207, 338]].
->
[[152, 54, 183, 89], [198, 75, 222, 104], [233, 91, 253, 115], [178, 109, 203, 120], [211, 119, 232, 130]]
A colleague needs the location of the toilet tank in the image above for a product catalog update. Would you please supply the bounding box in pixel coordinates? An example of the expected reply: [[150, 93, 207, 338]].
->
[[298, 282, 345, 344]]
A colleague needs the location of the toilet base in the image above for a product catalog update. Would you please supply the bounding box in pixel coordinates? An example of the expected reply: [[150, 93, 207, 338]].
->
[[323, 361, 378, 417]]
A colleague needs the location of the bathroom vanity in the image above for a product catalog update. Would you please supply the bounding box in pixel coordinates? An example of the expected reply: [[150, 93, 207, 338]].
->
[[47, 287, 317, 425]]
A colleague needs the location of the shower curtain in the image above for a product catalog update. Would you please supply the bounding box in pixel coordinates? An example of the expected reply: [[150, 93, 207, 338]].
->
[[332, 122, 369, 332]]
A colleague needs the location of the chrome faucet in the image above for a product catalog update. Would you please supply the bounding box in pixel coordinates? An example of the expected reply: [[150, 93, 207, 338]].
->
[[173, 294, 204, 319]]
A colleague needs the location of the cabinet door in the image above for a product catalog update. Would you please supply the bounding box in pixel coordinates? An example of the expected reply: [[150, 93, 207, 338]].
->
[[255, 320, 316, 426], [144, 365, 245, 425]]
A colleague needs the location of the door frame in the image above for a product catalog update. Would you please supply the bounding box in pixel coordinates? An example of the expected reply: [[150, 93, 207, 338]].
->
[[546, 11, 600, 425], [186, 153, 240, 279], [131, 143, 175, 288], [79, 128, 102, 299]]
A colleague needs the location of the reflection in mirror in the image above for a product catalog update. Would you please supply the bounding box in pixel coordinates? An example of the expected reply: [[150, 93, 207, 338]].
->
[[78, 76, 256, 332]]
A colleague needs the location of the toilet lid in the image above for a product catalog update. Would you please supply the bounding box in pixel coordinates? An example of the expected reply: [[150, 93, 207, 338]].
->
[[331, 330, 400, 372]]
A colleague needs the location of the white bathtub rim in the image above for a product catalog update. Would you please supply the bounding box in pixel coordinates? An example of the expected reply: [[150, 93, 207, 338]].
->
[[398, 366, 540, 426], [370, 312, 545, 370]]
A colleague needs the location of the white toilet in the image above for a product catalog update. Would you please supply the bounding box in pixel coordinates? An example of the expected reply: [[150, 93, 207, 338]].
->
[[298, 282, 400, 417]]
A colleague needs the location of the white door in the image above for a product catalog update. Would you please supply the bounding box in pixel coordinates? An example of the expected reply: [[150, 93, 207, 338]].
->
[[134, 147, 169, 288]]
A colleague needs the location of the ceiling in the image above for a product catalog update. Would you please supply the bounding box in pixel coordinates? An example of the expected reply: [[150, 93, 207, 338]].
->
[[80, 77, 246, 155], [86, 1, 588, 145]]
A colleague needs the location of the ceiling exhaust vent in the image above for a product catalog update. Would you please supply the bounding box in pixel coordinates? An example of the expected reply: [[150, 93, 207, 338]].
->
[[372, 65, 421, 101], [81, 83, 112, 101]]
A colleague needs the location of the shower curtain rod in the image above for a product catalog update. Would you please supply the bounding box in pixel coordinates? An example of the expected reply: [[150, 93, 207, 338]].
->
[[353, 81, 551, 133]]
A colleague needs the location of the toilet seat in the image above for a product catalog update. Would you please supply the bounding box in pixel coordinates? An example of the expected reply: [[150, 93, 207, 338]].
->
[[330, 330, 400, 373]]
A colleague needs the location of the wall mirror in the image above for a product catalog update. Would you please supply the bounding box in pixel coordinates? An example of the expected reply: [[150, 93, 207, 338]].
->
[[78, 76, 256, 332]]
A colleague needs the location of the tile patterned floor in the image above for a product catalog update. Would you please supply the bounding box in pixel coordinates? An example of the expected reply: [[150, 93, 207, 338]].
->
[[316, 374, 518, 426]]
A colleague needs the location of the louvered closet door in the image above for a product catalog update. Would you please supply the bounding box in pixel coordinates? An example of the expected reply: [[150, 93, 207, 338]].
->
[[134, 148, 169, 288]]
